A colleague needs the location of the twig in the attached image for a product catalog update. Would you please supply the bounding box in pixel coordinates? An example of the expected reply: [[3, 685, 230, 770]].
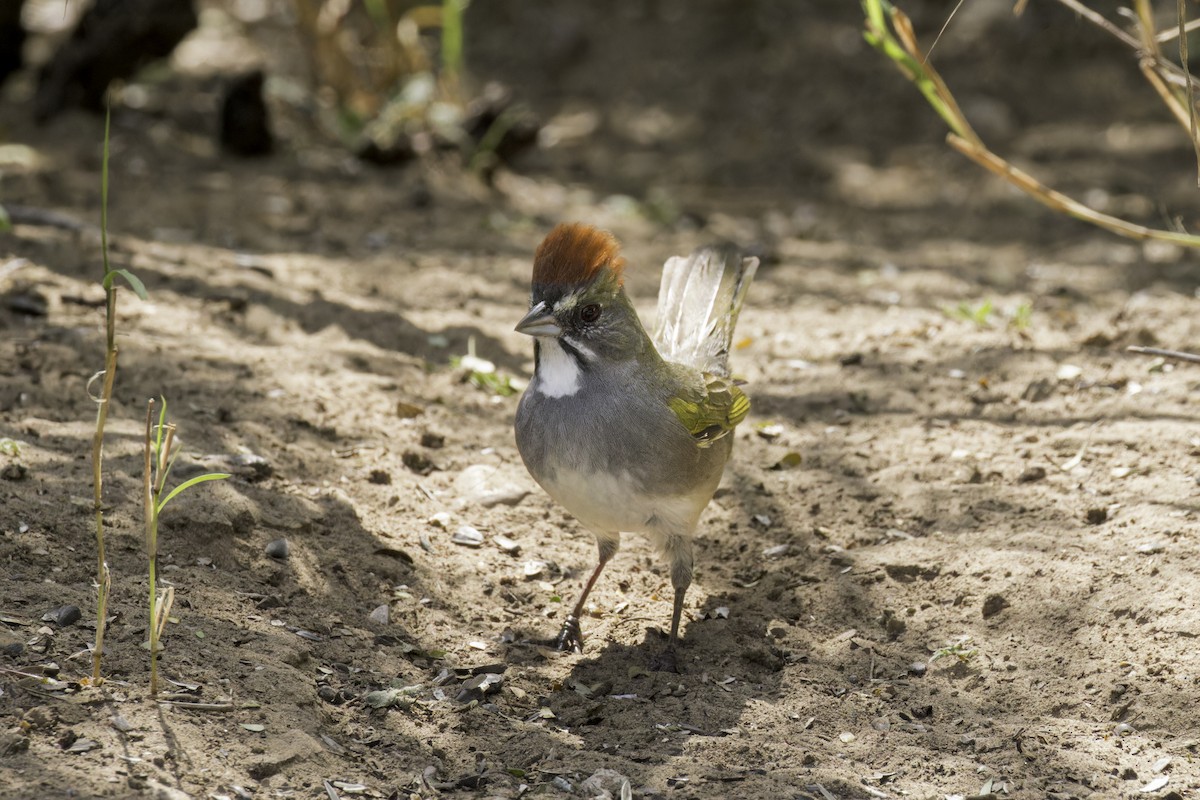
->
[[863, 0, 1200, 248], [947, 134, 1200, 246], [1051, 0, 1142, 50], [156, 700, 241, 711], [1126, 345, 1200, 364], [1157, 16, 1200, 42], [1177, 0, 1200, 186]]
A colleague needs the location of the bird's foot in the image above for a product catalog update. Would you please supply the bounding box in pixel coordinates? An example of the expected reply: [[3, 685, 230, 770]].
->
[[554, 615, 584, 653], [649, 644, 681, 673]]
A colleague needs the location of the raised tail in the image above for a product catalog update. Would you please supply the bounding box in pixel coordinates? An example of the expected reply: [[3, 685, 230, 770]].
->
[[652, 245, 758, 376]]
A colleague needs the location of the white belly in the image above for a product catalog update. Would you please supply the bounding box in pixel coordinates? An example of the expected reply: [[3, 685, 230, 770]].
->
[[539, 465, 706, 539]]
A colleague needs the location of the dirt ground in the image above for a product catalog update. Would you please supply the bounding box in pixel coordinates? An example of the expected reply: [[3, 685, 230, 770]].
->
[[3, 1, 1200, 798]]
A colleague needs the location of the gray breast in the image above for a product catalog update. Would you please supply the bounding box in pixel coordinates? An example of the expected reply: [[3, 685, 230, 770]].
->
[[514, 361, 731, 498]]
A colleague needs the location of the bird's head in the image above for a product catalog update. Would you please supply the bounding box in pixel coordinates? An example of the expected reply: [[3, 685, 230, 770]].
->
[[516, 223, 650, 361]]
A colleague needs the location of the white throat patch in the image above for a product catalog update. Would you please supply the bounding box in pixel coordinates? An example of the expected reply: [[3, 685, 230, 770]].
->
[[535, 338, 581, 398]]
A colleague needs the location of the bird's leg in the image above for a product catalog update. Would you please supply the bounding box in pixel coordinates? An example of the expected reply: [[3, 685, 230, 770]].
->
[[556, 535, 618, 653], [652, 536, 694, 673]]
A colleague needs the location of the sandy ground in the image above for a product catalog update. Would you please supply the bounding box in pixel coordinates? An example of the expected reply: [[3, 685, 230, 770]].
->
[[2, 2, 1200, 799]]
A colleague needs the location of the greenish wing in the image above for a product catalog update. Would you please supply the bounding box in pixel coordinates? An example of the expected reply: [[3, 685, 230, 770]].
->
[[667, 374, 750, 448]]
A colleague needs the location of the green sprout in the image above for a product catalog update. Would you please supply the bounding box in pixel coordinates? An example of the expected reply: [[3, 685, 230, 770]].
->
[[451, 337, 520, 396], [930, 636, 978, 663], [1008, 301, 1033, 331], [143, 397, 229, 695], [943, 299, 995, 328]]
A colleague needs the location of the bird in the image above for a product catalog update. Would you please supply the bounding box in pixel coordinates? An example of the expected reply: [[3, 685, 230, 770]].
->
[[513, 222, 758, 669]]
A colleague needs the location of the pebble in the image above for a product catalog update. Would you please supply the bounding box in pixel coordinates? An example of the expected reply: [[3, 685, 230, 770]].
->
[[454, 464, 530, 508], [1017, 466, 1046, 483], [908, 661, 927, 677], [982, 593, 1010, 619], [43, 605, 81, 627], [1, 463, 28, 481], [265, 539, 290, 559], [493, 535, 520, 555], [0, 627, 24, 657], [402, 451, 435, 475], [193, 452, 271, 481], [455, 672, 504, 703], [452, 526, 484, 547], [368, 604, 390, 626]]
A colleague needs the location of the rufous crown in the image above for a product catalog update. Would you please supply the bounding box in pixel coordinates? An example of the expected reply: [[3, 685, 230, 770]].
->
[[532, 223, 625, 287]]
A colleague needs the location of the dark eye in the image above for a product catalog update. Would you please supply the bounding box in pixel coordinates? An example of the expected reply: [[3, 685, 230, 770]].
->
[[580, 304, 602, 323]]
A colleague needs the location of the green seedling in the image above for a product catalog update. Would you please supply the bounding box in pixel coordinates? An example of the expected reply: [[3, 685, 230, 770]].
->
[[87, 103, 147, 686], [0, 438, 20, 457], [943, 299, 995, 328], [930, 635, 978, 663], [1008, 301, 1033, 331], [143, 397, 229, 695], [451, 337, 520, 396]]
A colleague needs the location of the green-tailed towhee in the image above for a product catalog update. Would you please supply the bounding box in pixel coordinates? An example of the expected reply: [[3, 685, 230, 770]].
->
[[513, 223, 758, 668]]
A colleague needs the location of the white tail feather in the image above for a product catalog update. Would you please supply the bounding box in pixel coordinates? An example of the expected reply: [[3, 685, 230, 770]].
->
[[652, 246, 758, 376]]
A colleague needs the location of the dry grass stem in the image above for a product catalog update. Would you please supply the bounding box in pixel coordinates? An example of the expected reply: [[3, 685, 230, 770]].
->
[[1177, 0, 1200, 184], [1126, 345, 1200, 363], [864, 0, 1200, 248]]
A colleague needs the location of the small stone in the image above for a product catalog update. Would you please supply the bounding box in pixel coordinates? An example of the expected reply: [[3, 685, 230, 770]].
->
[[265, 539, 290, 559], [762, 544, 791, 558], [396, 401, 424, 419], [368, 604, 390, 626], [523, 560, 547, 578], [1056, 363, 1083, 381], [1140, 776, 1169, 793], [493, 535, 520, 555], [195, 452, 271, 481], [0, 732, 29, 756], [402, 451, 435, 475], [42, 605, 81, 627], [908, 661, 927, 677], [452, 526, 484, 547], [428, 512, 453, 529], [881, 610, 906, 639], [1022, 378, 1054, 402], [0, 627, 24, 658], [1017, 466, 1046, 483], [454, 464, 530, 508], [1, 463, 28, 481], [982, 594, 1010, 619], [455, 672, 503, 703], [1086, 507, 1108, 525]]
